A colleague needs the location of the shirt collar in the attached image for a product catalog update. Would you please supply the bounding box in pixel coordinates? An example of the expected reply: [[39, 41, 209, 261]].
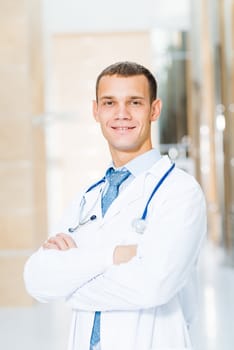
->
[[112, 149, 161, 177]]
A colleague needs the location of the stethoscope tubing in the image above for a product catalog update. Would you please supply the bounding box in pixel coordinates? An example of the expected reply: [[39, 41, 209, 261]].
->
[[85, 178, 106, 193], [68, 162, 175, 233], [141, 162, 175, 220]]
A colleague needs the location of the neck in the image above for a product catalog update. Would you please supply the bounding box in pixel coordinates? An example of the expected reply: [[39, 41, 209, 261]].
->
[[110, 145, 153, 168]]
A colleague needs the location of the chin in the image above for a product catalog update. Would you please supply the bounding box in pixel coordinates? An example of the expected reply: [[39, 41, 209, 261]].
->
[[110, 143, 140, 153]]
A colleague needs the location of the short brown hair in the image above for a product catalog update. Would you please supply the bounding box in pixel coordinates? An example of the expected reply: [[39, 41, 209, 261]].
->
[[95, 61, 157, 103]]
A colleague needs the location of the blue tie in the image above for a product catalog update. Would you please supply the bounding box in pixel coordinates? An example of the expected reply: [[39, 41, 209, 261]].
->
[[90, 168, 131, 349], [101, 168, 131, 216]]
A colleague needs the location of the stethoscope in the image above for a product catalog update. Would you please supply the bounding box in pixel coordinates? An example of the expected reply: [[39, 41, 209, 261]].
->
[[68, 162, 175, 234]]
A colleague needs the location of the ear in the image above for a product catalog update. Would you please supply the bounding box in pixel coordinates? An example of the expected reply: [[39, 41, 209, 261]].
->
[[92, 100, 99, 122], [150, 98, 162, 122]]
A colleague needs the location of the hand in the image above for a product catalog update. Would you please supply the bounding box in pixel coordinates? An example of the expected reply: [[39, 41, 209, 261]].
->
[[113, 245, 137, 265], [43, 233, 77, 250]]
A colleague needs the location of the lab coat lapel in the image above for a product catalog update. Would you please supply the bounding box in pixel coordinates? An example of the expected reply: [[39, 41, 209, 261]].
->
[[82, 156, 173, 223], [82, 183, 103, 219], [101, 155, 173, 222], [101, 172, 146, 222]]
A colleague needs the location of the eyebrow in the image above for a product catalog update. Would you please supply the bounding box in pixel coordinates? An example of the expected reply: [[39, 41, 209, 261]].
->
[[99, 96, 145, 100], [99, 96, 114, 100], [129, 96, 145, 100]]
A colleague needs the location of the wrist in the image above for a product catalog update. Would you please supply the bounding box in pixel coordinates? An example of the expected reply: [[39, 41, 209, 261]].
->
[[113, 245, 137, 265]]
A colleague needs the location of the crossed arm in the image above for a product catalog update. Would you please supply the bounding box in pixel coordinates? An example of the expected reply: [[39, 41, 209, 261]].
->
[[24, 183, 206, 310], [43, 233, 137, 265]]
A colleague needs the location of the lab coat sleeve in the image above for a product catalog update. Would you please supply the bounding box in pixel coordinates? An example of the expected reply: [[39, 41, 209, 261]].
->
[[24, 244, 115, 303], [66, 179, 207, 311], [24, 191, 114, 302]]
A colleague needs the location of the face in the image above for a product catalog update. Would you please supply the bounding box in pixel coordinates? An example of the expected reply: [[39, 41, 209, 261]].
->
[[93, 74, 162, 162]]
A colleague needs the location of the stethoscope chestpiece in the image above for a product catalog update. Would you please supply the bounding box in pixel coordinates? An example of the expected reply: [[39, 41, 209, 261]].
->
[[132, 218, 146, 234]]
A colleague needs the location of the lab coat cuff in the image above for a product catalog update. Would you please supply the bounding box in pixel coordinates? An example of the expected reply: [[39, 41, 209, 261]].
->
[[105, 243, 116, 267], [136, 243, 143, 260]]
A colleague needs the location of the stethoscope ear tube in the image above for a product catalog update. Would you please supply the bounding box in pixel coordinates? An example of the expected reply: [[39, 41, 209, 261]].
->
[[67, 179, 105, 233], [68, 214, 97, 232], [68, 226, 78, 233]]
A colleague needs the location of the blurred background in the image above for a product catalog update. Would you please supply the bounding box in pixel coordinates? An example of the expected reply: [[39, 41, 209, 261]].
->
[[0, 0, 234, 349]]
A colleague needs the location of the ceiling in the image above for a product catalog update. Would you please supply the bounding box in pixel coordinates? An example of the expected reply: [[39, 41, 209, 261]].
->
[[42, 0, 191, 33]]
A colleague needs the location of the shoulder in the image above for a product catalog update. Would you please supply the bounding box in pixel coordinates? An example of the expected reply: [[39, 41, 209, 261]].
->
[[149, 156, 205, 202], [172, 166, 203, 193], [150, 155, 202, 190]]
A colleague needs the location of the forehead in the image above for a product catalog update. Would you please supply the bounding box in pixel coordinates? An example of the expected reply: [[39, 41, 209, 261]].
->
[[97, 74, 150, 99]]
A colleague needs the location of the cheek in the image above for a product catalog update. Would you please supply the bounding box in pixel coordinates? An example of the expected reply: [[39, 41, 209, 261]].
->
[[138, 118, 151, 130], [99, 121, 111, 137]]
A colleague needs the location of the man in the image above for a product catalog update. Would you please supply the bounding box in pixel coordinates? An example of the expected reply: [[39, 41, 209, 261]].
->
[[24, 61, 206, 350]]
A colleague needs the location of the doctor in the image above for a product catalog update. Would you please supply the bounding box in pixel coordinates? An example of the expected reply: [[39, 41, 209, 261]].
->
[[24, 61, 207, 350]]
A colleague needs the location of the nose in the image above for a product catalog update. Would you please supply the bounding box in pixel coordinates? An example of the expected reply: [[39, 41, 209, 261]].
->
[[115, 103, 131, 119]]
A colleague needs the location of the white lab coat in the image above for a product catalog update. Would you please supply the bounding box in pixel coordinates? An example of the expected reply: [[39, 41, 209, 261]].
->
[[24, 156, 207, 350]]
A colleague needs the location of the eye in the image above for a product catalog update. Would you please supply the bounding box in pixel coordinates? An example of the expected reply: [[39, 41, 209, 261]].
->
[[102, 100, 114, 106], [130, 99, 142, 106], [106, 101, 114, 105]]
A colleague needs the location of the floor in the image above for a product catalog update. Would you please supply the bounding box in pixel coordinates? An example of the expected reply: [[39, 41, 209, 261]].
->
[[191, 241, 234, 350], [0, 241, 233, 350]]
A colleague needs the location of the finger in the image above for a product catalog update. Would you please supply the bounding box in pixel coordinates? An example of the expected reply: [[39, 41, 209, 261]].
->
[[47, 236, 69, 250], [43, 242, 59, 250], [56, 233, 77, 249]]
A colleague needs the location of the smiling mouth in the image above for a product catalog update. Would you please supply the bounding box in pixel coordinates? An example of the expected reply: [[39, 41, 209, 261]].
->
[[112, 126, 135, 130]]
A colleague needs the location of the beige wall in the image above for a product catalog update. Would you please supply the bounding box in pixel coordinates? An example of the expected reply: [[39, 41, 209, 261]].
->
[[0, 0, 47, 305]]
